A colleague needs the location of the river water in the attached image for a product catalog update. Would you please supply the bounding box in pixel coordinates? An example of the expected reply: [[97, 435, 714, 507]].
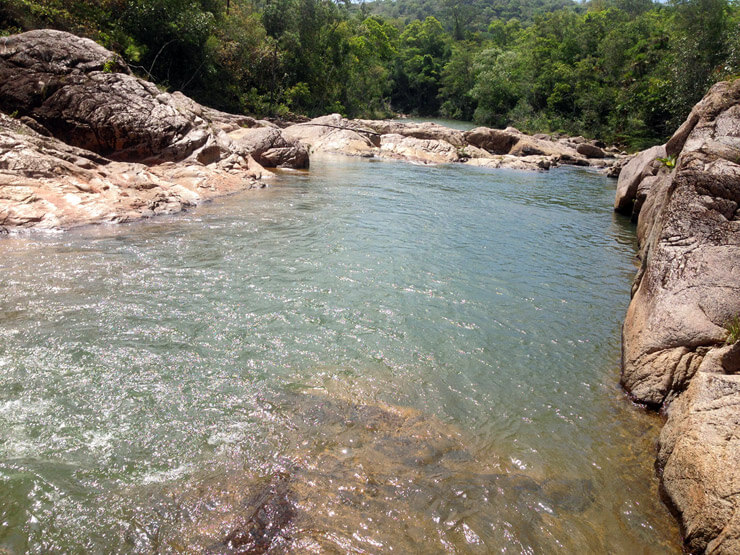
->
[[0, 155, 680, 552]]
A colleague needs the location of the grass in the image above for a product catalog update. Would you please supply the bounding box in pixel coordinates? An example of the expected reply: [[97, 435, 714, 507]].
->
[[725, 315, 740, 344]]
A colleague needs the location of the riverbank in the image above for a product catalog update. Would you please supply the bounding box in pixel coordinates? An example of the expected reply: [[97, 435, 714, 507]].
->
[[281, 114, 626, 173], [0, 30, 308, 230], [615, 78, 740, 553], [0, 30, 626, 231]]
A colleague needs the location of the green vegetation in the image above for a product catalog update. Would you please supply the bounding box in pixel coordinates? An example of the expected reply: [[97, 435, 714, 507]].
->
[[726, 315, 740, 344], [657, 155, 677, 168], [1, 0, 739, 147]]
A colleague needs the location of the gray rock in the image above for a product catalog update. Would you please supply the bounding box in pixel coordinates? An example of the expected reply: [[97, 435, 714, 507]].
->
[[0, 29, 306, 168], [658, 372, 740, 554], [576, 143, 605, 158], [613, 144, 666, 215], [620, 78, 740, 552], [463, 127, 519, 154]]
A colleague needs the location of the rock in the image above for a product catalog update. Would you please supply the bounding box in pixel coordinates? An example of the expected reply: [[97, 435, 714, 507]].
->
[[379, 133, 460, 164], [631, 174, 661, 219], [509, 139, 546, 157], [0, 113, 267, 230], [463, 127, 519, 154], [228, 127, 308, 169], [619, 78, 740, 551], [357, 119, 465, 147], [0, 29, 306, 169], [122, 391, 594, 552], [283, 115, 378, 157], [464, 154, 554, 171], [0, 29, 314, 230], [657, 373, 740, 554], [613, 144, 666, 215], [576, 143, 605, 158], [284, 117, 625, 171]]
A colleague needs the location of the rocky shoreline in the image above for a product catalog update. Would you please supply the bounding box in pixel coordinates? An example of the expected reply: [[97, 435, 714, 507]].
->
[[0, 29, 624, 232], [615, 79, 740, 553], [281, 113, 625, 173]]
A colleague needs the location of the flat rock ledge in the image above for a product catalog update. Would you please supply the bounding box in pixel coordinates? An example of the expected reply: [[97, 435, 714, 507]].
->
[[283, 114, 625, 173], [616, 78, 740, 553], [0, 30, 308, 231]]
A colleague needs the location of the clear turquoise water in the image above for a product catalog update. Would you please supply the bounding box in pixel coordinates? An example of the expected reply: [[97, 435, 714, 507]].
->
[[0, 155, 680, 552]]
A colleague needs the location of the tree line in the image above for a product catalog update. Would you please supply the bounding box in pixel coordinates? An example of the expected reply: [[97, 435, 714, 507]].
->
[[1, 0, 739, 148]]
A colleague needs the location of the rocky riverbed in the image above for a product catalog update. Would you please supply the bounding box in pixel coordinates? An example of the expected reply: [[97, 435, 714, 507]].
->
[[615, 79, 740, 553], [2, 26, 722, 552]]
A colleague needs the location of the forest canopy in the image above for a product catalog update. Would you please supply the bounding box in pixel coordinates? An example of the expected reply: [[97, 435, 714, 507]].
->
[[1, 0, 739, 148]]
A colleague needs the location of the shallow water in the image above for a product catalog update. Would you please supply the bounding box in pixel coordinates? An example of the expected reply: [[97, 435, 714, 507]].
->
[[0, 155, 680, 552]]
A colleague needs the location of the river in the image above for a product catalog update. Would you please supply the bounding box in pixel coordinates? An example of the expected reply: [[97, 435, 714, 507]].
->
[[0, 154, 680, 552]]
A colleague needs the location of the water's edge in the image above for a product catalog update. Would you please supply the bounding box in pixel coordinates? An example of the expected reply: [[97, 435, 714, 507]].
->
[[0, 157, 681, 552]]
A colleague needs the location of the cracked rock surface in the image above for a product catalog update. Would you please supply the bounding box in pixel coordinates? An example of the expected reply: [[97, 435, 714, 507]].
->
[[0, 29, 308, 230], [618, 78, 740, 553]]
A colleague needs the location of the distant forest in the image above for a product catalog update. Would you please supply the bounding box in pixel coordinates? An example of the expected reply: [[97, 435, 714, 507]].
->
[[1, 0, 738, 147]]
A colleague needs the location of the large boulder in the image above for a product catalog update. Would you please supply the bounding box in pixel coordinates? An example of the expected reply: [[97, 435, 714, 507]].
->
[[613, 144, 666, 215], [228, 127, 309, 169], [658, 371, 740, 554], [358, 119, 466, 147], [0, 113, 264, 229], [0, 29, 315, 230], [0, 29, 306, 168], [463, 127, 519, 154], [575, 143, 605, 158], [283, 114, 378, 157], [379, 133, 460, 164], [619, 78, 740, 552]]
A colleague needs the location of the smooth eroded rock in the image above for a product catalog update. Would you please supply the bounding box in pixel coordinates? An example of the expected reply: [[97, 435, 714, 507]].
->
[[620, 78, 740, 551], [613, 144, 666, 215]]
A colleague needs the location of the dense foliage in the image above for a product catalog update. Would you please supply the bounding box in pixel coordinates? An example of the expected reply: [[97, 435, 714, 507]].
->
[[1, 0, 739, 147]]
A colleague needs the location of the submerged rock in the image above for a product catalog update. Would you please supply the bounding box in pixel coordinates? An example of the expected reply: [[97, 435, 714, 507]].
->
[[118, 392, 595, 553], [618, 78, 740, 552]]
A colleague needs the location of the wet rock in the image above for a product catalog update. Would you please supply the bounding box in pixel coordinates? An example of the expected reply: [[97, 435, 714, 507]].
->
[[221, 473, 295, 554], [619, 78, 740, 551]]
